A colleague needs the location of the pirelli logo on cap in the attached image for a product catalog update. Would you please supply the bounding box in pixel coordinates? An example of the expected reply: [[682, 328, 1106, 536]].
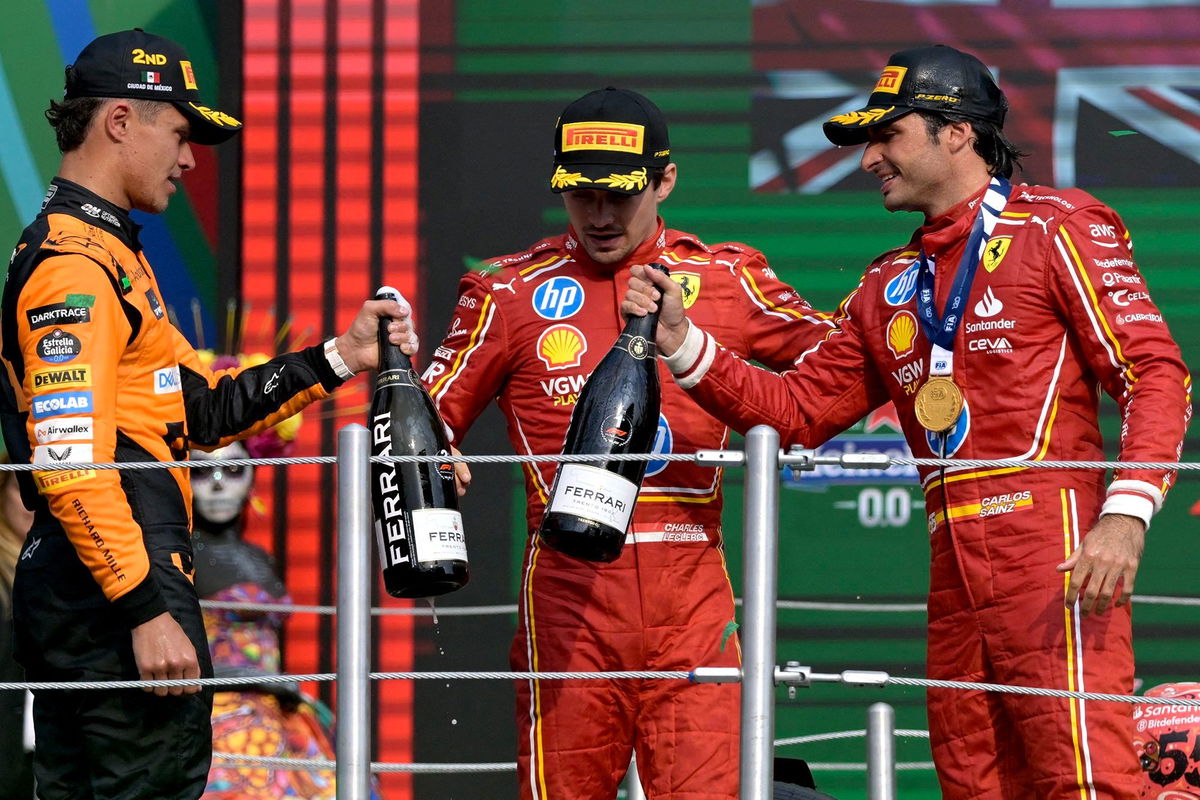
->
[[562, 122, 645, 154], [181, 60, 198, 90], [873, 66, 908, 95]]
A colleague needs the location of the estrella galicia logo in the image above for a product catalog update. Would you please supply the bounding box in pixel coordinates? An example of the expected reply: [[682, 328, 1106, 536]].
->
[[925, 400, 970, 457], [36, 329, 81, 363], [532, 276, 584, 320], [646, 413, 672, 477], [884, 262, 920, 306], [31, 390, 94, 420]]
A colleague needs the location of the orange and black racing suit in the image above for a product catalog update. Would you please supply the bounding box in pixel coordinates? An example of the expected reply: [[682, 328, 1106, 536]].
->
[[0, 178, 348, 800]]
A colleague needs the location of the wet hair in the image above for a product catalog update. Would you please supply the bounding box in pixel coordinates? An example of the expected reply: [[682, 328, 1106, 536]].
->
[[45, 96, 165, 153], [916, 110, 1027, 179]]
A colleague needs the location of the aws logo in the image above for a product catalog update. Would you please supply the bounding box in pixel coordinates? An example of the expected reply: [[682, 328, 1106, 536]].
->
[[537, 325, 587, 371]]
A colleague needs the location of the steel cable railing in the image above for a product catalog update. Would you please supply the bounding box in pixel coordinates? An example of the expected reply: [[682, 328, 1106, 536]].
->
[[8, 432, 1199, 796]]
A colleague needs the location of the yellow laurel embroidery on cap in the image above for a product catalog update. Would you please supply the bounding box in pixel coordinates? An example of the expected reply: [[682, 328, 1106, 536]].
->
[[550, 166, 585, 190], [828, 107, 895, 127], [595, 168, 648, 192], [188, 103, 241, 127]]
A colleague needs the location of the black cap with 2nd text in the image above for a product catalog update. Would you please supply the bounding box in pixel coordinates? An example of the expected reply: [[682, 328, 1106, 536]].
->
[[64, 28, 242, 145], [823, 45, 1007, 147], [549, 87, 671, 195]]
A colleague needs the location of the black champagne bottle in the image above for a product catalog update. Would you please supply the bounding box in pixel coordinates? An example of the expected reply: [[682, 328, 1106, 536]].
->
[[537, 264, 668, 562], [369, 286, 469, 597]]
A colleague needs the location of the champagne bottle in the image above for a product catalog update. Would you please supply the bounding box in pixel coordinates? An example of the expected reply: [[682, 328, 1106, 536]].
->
[[537, 264, 669, 563], [369, 286, 469, 597]]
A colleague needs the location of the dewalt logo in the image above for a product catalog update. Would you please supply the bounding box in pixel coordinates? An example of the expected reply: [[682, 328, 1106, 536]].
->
[[31, 365, 91, 391]]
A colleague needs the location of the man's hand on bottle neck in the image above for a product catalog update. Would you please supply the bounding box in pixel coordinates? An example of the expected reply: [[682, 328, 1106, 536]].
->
[[333, 297, 420, 375], [621, 264, 688, 357]]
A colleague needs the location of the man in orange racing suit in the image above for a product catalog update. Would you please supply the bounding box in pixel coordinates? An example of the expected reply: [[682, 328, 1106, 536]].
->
[[421, 87, 832, 799], [0, 29, 414, 800], [625, 45, 1192, 800]]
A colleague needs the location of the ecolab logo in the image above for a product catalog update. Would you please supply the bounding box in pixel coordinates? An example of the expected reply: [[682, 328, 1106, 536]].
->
[[31, 391, 93, 419], [154, 366, 181, 394]]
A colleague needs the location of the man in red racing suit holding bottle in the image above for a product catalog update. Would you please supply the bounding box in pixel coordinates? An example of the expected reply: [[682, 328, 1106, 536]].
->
[[625, 46, 1191, 800], [422, 87, 832, 799]]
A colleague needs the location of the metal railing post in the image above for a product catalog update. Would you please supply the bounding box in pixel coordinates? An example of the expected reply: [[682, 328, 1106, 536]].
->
[[625, 754, 646, 800], [337, 424, 372, 800], [866, 702, 896, 800], [740, 425, 781, 799]]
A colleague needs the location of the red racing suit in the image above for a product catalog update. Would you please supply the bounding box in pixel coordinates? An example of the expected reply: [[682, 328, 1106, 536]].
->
[[423, 220, 830, 799], [666, 185, 1191, 799]]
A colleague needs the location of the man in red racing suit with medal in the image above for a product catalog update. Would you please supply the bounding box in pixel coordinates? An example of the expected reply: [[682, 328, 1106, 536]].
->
[[625, 46, 1191, 800], [422, 87, 832, 799]]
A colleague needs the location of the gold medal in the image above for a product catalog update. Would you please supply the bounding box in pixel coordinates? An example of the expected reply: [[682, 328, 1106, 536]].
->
[[914, 376, 964, 433]]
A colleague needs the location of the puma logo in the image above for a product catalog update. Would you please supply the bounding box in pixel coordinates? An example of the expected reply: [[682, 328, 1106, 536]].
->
[[492, 279, 516, 294], [1031, 215, 1054, 235]]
